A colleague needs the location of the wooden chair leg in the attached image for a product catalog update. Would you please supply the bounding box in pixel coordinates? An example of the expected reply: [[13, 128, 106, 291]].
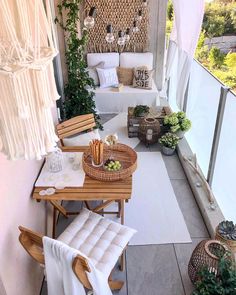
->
[[109, 280, 124, 290], [108, 274, 124, 290]]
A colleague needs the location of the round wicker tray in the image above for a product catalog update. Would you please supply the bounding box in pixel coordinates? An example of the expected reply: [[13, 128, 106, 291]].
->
[[82, 143, 137, 181]]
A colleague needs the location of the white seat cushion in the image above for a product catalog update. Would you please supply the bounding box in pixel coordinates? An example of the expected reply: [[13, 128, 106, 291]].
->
[[57, 208, 136, 277], [120, 52, 153, 70], [87, 53, 120, 68], [94, 80, 160, 113], [63, 129, 100, 146]]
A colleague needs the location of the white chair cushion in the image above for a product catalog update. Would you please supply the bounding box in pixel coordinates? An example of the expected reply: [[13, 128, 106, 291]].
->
[[63, 129, 100, 146], [87, 53, 120, 68], [96, 68, 119, 88], [57, 208, 136, 277], [120, 52, 153, 70]]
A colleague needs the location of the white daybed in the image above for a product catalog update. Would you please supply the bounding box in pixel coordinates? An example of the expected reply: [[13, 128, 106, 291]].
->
[[87, 52, 160, 114]]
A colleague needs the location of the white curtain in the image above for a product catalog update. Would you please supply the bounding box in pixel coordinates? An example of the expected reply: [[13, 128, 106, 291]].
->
[[0, 0, 60, 160], [166, 0, 205, 110]]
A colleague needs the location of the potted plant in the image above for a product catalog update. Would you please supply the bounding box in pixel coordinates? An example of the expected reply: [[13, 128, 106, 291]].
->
[[192, 254, 236, 295], [216, 220, 236, 252], [163, 111, 191, 139], [133, 105, 150, 117], [159, 132, 179, 156]]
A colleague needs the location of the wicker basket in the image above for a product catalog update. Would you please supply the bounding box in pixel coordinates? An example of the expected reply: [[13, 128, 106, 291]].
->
[[82, 143, 137, 181], [188, 239, 234, 283], [215, 226, 236, 253]]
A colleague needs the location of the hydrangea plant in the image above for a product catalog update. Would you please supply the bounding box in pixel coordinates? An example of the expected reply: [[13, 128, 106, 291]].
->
[[164, 111, 191, 133], [159, 132, 180, 149]]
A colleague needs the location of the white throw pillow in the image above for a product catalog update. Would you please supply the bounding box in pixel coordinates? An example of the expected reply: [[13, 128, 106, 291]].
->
[[87, 61, 104, 86], [96, 68, 119, 88], [63, 129, 100, 146]]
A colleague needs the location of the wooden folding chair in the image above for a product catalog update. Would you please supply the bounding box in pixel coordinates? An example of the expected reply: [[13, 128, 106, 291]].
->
[[56, 113, 96, 147], [19, 209, 136, 292]]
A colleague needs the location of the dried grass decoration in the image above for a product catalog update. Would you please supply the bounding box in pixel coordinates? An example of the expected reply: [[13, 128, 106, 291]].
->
[[89, 139, 104, 167]]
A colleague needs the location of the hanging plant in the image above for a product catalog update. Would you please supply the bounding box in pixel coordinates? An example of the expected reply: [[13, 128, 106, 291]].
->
[[55, 0, 102, 129]]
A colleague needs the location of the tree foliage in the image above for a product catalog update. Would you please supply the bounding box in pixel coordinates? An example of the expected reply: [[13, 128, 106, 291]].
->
[[203, 2, 236, 38], [55, 0, 102, 129]]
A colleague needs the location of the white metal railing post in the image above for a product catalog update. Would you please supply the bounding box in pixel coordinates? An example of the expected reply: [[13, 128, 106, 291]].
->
[[207, 86, 230, 186], [182, 77, 190, 112]]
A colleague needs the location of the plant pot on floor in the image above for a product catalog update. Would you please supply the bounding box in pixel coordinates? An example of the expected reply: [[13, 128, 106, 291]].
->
[[161, 145, 175, 156]]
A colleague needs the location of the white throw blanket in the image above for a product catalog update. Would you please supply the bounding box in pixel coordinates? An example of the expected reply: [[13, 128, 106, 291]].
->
[[43, 237, 112, 295]]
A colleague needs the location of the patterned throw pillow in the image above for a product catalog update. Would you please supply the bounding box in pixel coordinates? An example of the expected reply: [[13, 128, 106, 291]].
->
[[133, 66, 153, 89], [96, 67, 119, 88], [117, 67, 134, 85], [86, 61, 105, 86]]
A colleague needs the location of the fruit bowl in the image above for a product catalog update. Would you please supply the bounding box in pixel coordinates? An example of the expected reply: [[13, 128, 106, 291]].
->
[[82, 143, 137, 181]]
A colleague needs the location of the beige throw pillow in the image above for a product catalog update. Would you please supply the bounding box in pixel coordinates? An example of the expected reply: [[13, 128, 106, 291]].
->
[[117, 67, 134, 86], [133, 66, 153, 90]]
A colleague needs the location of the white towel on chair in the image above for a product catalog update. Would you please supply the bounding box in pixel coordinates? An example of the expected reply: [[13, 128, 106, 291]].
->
[[43, 237, 112, 295]]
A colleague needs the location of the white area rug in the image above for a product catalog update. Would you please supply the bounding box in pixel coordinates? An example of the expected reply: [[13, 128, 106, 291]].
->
[[106, 152, 191, 245], [100, 113, 139, 149]]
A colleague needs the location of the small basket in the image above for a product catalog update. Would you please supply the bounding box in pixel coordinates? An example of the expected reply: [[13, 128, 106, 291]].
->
[[188, 239, 234, 283], [82, 143, 137, 181], [215, 226, 236, 253]]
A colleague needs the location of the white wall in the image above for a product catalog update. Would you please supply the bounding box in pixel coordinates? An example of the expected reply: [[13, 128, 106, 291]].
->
[[0, 154, 45, 295]]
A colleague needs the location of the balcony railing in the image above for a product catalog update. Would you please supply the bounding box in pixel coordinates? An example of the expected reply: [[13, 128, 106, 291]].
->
[[168, 59, 236, 222]]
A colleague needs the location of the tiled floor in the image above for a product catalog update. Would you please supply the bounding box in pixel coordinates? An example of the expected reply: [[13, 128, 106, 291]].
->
[[41, 114, 209, 295]]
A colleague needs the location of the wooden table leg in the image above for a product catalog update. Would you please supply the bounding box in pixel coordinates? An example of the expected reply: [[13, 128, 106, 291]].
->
[[52, 206, 56, 238], [120, 199, 124, 225]]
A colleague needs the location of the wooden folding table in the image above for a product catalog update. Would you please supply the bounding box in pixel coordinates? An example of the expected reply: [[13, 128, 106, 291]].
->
[[32, 147, 133, 238]]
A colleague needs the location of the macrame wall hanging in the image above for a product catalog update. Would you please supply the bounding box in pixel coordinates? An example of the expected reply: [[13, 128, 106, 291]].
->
[[84, 0, 150, 53], [0, 0, 59, 160]]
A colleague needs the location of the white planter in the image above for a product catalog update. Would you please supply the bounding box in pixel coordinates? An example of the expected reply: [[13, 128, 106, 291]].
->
[[161, 146, 175, 156], [176, 130, 186, 139]]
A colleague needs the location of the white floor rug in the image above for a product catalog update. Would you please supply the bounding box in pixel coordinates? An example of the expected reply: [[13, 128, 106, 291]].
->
[[105, 152, 191, 245], [100, 113, 139, 149]]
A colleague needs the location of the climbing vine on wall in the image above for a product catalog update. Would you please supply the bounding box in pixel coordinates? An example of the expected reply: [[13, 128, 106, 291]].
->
[[55, 0, 102, 129]]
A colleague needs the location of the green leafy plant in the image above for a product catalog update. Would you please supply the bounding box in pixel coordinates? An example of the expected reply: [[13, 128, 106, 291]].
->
[[163, 112, 191, 133], [192, 255, 236, 295], [55, 0, 102, 129], [218, 220, 236, 241], [133, 105, 150, 117], [209, 47, 225, 69], [159, 132, 179, 149]]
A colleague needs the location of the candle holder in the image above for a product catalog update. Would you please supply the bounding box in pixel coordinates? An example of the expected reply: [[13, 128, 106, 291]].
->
[[138, 117, 161, 147]]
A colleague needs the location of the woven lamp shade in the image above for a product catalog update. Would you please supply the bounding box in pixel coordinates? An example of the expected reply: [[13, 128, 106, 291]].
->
[[84, 0, 149, 53], [188, 239, 234, 283], [138, 117, 161, 146]]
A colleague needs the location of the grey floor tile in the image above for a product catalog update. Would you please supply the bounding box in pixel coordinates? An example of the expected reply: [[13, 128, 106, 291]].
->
[[171, 180, 209, 239], [100, 113, 117, 125], [134, 142, 150, 152], [174, 238, 203, 295], [126, 245, 185, 295]]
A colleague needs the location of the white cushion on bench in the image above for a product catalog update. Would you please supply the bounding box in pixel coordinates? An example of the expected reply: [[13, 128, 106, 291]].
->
[[94, 80, 159, 113], [120, 52, 153, 70], [57, 208, 136, 277], [87, 53, 119, 68]]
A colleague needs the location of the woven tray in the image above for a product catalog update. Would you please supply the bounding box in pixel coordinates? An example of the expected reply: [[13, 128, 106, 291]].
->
[[82, 143, 137, 181]]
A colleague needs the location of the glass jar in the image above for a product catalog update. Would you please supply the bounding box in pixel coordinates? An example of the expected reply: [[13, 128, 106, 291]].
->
[[46, 148, 63, 173]]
